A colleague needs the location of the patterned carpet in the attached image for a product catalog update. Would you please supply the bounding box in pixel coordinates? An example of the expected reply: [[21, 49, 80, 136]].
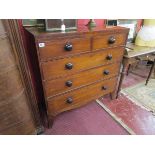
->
[[98, 93, 155, 135], [122, 79, 155, 113]]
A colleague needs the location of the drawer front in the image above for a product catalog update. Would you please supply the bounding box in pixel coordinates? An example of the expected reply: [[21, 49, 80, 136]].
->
[[41, 47, 124, 80], [47, 77, 117, 116], [93, 33, 127, 50], [38, 37, 91, 61], [44, 62, 120, 98]]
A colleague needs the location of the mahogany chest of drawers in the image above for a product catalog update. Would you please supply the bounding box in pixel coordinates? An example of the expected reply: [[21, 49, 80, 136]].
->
[[25, 26, 129, 128]]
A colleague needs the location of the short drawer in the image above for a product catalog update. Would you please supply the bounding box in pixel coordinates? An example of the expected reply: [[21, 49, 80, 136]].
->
[[47, 77, 117, 116], [41, 46, 124, 80], [44, 62, 120, 98], [93, 33, 127, 50], [38, 37, 91, 61]]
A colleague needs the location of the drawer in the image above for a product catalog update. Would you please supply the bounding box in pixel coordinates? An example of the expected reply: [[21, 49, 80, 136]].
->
[[47, 77, 117, 116], [93, 33, 127, 50], [41, 46, 124, 80], [38, 37, 91, 61], [44, 62, 120, 98]]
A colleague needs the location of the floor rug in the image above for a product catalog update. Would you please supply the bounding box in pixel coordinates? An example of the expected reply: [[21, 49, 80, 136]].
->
[[97, 94, 155, 135], [121, 79, 155, 113], [96, 99, 135, 135]]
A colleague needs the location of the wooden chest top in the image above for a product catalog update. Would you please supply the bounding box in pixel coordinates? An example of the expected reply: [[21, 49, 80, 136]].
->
[[25, 26, 129, 40]]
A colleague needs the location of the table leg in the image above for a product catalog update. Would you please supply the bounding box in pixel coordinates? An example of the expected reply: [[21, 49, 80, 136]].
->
[[116, 58, 129, 98], [145, 59, 155, 85], [154, 63, 155, 78], [126, 64, 131, 76]]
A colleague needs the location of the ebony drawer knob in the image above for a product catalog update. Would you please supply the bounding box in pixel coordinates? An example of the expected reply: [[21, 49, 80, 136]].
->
[[66, 80, 72, 87], [103, 70, 110, 75], [64, 43, 73, 51], [108, 36, 116, 44], [65, 63, 73, 70], [66, 97, 73, 104], [102, 86, 108, 90], [106, 54, 113, 60]]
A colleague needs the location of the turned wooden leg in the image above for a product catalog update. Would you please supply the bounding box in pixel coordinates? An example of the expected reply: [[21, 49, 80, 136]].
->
[[145, 59, 155, 85], [116, 58, 129, 98]]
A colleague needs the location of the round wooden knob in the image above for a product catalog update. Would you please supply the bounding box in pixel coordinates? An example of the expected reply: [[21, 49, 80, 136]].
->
[[103, 70, 110, 75], [66, 81, 72, 87], [102, 86, 108, 90], [106, 54, 112, 60], [64, 43, 73, 51], [108, 36, 116, 44], [66, 97, 73, 104], [65, 63, 73, 70]]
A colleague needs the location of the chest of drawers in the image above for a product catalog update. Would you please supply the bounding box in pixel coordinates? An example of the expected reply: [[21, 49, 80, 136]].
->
[[25, 26, 129, 128]]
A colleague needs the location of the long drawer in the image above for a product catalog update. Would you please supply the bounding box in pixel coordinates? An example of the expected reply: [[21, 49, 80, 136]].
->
[[44, 62, 120, 98], [47, 77, 117, 116], [93, 33, 127, 50], [41, 46, 124, 80], [38, 37, 91, 61]]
